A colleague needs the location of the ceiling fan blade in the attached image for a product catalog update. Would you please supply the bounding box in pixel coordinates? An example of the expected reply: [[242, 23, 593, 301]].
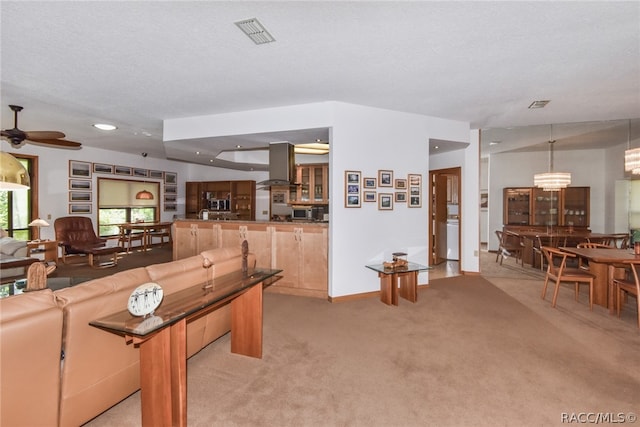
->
[[24, 130, 66, 139], [27, 138, 82, 148]]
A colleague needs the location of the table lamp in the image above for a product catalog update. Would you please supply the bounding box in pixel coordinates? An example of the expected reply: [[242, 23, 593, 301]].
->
[[28, 218, 50, 241]]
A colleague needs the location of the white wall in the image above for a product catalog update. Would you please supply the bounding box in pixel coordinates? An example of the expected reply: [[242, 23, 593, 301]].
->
[[165, 101, 474, 298], [429, 129, 481, 274]]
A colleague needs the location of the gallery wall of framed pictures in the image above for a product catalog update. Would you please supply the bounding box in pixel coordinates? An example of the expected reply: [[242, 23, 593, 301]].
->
[[344, 169, 422, 210], [68, 160, 178, 214]]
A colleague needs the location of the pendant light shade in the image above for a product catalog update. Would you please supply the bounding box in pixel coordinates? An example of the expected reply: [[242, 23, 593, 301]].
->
[[533, 172, 572, 191], [534, 126, 571, 191], [0, 151, 30, 190], [624, 149, 640, 174], [623, 120, 640, 174], [135, 189, 154, 200]]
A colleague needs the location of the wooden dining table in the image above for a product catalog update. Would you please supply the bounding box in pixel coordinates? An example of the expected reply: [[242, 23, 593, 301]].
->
[[121, 221, 173, 251], [559, 247, 639, 313], [508, 230, 624, 268]]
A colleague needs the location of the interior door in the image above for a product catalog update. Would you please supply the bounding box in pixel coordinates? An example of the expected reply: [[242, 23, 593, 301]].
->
[[433, 174, 448, 265]]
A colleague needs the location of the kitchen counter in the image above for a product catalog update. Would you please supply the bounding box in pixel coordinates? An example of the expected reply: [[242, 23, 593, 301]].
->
[[175, 219, 328, 227], [172, 219, 328, 299]]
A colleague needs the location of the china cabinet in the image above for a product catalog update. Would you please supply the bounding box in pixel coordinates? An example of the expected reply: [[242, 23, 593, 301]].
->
[[503, 186, 590, 227]]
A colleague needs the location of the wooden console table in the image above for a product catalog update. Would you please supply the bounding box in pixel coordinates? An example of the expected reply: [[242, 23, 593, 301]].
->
[[90, 267, 282, 427], [366, 262, 430, 305]]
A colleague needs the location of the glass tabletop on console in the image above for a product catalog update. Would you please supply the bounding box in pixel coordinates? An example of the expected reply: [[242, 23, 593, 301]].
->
[[365, 262, 431, 274], [90, 268, 282, 338]]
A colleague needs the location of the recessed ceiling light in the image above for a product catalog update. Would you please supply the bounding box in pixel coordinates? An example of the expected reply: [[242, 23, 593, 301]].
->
[[528, 100, 550, 109], [93, 123, 117, 131], [489, 141, 501, 145], [235, 18, 275, 45], [236, 145, 242, 149], [196, 151, 201, 155]]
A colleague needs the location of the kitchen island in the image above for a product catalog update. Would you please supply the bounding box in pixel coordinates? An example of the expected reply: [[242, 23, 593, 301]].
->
[[172, 219, 328, 299]]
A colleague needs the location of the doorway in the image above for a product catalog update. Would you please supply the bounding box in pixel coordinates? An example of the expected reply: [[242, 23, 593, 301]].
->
[[429, 167, 461, 277]]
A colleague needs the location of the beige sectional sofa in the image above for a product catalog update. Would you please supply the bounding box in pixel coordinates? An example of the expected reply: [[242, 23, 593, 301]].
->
[[0, 246, 255, 427]]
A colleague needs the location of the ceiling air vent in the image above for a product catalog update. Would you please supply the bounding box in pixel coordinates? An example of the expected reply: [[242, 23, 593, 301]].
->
[[235, 18, 275, 45], [528, 100, 550, 109]]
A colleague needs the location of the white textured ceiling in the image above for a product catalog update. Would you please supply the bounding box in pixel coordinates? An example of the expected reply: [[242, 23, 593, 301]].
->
[[1, 1, 639, 165]]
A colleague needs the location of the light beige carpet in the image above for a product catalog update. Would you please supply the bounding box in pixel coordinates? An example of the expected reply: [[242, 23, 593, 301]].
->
[[86, 273, 640, 427]]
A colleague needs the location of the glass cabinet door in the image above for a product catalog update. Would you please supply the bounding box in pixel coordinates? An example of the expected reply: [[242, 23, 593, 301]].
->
[[503, 188, 531, 225], [300, 167, 310, 202], [313, 166, 324, 202], [562, 187, 589, 227], [532, 188, 559, 226]]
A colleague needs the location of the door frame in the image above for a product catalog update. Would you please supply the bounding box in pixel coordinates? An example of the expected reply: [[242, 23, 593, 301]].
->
[[428, 166, 461, 271]]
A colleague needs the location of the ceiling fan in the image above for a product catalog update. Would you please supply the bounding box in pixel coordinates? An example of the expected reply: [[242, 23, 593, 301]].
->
[[1, 105, 81, 148]]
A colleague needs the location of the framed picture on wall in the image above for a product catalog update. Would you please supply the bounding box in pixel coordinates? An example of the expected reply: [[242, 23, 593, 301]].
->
[[69, 179, 92, 191], [69, 191, 92, 202], [133, 168, 149, 177], [164, 203, 177, 212], [363, 191, 377, 202], [378, 193, 393, 210], [164, 185, 177, 194], [378, 170, 393, 187], [69, 204, 92, 214], [149, 170, 164, 179], [92, 163, 113, 174], [114, 165, 132, 176], [345, 170, 361, 208], [363, 177, 377, 189], [394, 179, 407, 189], [69, 160, 91, 178], [408, 173, 422, 208], [480, 190, 488, 209], [395, 191, 407, 203], [164, 172, 177, 184]]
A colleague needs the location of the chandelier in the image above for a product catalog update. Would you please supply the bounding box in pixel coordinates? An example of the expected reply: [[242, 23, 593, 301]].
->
[[623, 120, 639, 174], [533, 125, 571, 191]]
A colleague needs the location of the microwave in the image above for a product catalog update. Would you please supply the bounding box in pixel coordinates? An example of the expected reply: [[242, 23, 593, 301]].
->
[[291, 206, 312, 220]]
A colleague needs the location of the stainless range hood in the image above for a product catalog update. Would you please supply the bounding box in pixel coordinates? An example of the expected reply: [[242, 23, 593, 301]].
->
[[258, 142, 296, 187]]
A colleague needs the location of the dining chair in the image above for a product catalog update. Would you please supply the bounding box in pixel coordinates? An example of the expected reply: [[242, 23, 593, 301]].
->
[[118, 225, 145, 253], [495, 230, 523, 266], [533, 235, 559, 271], [612, 261, 640, 328], [540, 246, 595, 310], [148, 225, 172, 248]]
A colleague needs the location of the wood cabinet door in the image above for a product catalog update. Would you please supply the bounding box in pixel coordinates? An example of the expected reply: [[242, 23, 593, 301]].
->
[[243, 223, 272, 268], [173, 223, 198, 260], [196, 223, 218, 253], [270, 225, 301, 289], [218, 223, 243, 249], [298, 227, 328, 294]]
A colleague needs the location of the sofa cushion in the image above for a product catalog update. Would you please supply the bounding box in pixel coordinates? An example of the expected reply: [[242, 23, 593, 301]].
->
[[54, 267, 151, 427], [0, 236, 27, 256], [145, 255, 209, 294], [1, 289, 62, 427]]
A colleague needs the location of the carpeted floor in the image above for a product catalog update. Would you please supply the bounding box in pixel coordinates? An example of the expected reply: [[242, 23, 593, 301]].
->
[[84, 251, 640, 427]]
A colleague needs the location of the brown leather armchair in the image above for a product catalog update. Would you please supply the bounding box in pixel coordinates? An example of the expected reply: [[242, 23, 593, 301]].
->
[[54, 216, 122, 268]]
